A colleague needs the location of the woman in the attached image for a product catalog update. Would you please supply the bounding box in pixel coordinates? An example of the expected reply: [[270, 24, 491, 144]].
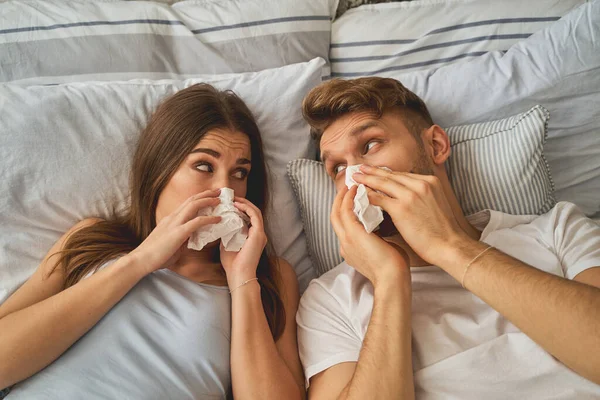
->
[[0, 84, 305, 399]]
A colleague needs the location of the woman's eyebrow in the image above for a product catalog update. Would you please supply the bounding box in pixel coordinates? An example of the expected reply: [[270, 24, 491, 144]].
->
[[191, 148, 250, 165], [190, 148, 220, 158]]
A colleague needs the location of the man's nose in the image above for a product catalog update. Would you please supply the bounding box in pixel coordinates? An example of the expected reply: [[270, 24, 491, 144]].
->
[[346, 155, 361, 167]]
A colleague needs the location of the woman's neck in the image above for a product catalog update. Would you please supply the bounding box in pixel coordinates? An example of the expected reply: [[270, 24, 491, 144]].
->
[[167, 246, 227, 286]]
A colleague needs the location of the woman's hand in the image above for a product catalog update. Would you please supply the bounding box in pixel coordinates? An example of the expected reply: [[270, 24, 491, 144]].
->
[[331, 184, 410, 287], [128, 189, 222, 275], [220, 197, 267, 289]]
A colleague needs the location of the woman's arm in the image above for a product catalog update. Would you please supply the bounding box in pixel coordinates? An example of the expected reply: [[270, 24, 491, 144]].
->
[[0, 219, 149, 388], [0, 191, 222, 388], [229, 259, 305, 400], [221, 197, 305, 400]]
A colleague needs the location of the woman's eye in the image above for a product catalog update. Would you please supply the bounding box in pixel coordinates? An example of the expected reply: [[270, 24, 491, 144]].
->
[[334, 165, 347, 176], [196, 162, 212, 172], [233, 169, 249, 179], [365, 141, 378, 153]]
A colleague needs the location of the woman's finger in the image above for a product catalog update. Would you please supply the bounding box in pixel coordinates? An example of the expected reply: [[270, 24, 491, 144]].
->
[[171, 189, 221, 218], [234, 201, 264, 231], [233, 198, 263, 219], [181, 215, 222, 236], [175, 196, 221, 225], [233, 196, 260, 211]]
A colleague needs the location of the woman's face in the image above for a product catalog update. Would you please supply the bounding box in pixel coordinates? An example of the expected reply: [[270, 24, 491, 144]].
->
[[155, 128, 252, 223]]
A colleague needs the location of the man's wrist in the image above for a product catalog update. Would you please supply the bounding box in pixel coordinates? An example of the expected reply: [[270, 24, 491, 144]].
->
[[372, 266, 412, 297], [438, 236, 490, 277]]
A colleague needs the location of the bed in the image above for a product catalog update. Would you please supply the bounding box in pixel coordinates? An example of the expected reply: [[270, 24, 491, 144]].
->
[[1, 0, 599, 397]]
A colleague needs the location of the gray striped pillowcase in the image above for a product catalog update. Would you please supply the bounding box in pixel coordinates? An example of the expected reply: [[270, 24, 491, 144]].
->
[[288, 105, 555, 276], [330, 0, 584, 78]]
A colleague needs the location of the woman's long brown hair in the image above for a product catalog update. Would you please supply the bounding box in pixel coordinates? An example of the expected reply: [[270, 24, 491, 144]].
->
[[52, 84, 285, 340]]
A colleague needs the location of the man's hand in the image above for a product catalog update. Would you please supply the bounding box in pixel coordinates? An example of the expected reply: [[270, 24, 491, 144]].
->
[[353, 165, 469, 266], [331, 184, 410, 286]]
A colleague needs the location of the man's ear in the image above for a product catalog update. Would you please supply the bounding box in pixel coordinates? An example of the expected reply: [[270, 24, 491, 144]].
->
[[423, 124, 451, 165]]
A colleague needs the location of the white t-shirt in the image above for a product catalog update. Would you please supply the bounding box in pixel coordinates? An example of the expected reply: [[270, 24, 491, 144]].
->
[[297, 202, 600, 399]]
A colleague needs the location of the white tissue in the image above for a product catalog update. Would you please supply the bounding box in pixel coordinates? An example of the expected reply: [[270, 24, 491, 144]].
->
[[345, 165, 384, 233], [188, 188, 249, 252]]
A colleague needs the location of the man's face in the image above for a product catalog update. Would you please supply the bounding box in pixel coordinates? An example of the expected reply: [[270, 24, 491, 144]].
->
[[320, 110, 433, 193]]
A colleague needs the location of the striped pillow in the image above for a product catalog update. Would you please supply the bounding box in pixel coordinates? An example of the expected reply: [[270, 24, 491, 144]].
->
[[288, 105, 555, 276], [330, 0, 584, 78], [0, 0, 336, 84]]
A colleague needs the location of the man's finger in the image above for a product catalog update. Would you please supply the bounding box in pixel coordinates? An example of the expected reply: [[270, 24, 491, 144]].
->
[[353, 173, 413, 201], [331, 185, 349, 239], [367, 189, 395, 212], [340, 185, 362, 228]]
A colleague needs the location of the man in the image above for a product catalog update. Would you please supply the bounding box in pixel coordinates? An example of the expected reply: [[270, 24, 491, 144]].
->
[[296, 77, 600, 399]]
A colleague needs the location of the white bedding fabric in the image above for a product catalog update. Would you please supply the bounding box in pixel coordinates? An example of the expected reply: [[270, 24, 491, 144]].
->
[[0, 58, 325, 303]]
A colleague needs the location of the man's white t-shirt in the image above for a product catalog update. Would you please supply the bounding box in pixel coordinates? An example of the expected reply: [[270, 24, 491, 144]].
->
[[297, 202, 600, 399]]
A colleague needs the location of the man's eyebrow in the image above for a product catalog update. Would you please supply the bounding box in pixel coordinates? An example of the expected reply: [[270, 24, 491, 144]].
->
[[320, 121, 380, 165], [350, 121, 380, 137], [191, 148, 251, 165]]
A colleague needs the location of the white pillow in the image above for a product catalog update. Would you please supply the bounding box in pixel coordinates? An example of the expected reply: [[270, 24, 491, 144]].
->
[[0, 58, 325, 302], [330, 0, 584, 78], [389, 1, 600, 217], [0, 0, 337, 84], [288, 106, 554, 276]]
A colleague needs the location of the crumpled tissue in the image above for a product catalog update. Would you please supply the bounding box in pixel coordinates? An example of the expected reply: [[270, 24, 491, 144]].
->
[[345, 165, 390, 233], [188, 187, 249, 252]]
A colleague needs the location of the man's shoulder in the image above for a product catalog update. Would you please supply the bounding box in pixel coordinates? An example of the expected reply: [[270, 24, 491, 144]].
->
[[511, 201, 589, 232], [482, 201, 585, 238], [300, 261, 369, 308]]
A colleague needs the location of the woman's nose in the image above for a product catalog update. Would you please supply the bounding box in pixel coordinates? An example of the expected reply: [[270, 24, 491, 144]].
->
[[213, 173, 231, 191]]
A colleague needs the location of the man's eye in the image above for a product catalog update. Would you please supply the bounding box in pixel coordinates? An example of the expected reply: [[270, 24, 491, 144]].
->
[[334, 165, 347, 176], [196, 162, 212, 172], [365, 141, 378, 153]]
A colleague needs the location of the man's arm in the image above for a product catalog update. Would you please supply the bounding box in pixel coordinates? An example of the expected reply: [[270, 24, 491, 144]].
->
[[307, 185, 414, 400], [441, 240, 600, 384], [308, 276, 413, 400], [356, 167, 600, 385]]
